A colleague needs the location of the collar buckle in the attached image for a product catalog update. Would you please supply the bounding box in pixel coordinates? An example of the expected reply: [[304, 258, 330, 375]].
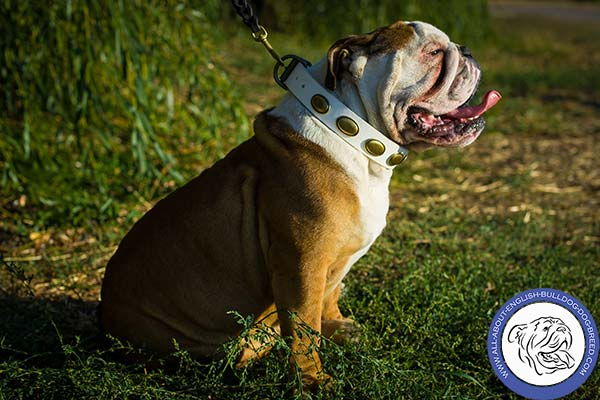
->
[[274, 55, 312, 90]]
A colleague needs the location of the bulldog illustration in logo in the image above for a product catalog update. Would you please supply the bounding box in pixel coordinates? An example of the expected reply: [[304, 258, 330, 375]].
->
[[508, 317, 576, 376]]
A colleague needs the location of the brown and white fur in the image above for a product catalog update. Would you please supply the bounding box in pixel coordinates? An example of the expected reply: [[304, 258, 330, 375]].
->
[[100, 20, 496, 387]]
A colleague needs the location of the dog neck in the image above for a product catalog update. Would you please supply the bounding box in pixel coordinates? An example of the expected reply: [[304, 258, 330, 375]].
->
[[269, 58, 394, 184]]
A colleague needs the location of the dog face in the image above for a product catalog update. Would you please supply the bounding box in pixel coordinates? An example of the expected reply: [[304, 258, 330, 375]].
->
[[508, 317, 576, 375], [325, 21, 500, 150]]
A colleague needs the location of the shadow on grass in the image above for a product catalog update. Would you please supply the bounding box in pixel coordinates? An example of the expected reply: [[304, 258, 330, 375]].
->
[[0, 293, 101, 365], [0, 292, 203, 369], [0, 291, 304, 400]]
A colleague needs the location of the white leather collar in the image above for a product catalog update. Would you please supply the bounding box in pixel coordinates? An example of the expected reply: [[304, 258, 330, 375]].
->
[[282, 62, 409, 169]]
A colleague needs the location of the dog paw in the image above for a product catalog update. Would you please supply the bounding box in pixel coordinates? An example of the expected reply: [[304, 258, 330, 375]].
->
[[301, 371, 333, 394], [321, 318, 361, 345]]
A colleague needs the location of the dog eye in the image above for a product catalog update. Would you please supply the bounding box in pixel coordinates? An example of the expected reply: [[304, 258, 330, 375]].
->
[[429, 49, 443, 56], [543, 327, 549, 331]]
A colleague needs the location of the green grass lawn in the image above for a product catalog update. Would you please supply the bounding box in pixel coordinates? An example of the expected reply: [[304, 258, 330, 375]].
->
[[1, 13, 599, 400]]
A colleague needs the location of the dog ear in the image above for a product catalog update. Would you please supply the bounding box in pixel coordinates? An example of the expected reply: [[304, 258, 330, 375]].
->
[[325, 38, 351, 91], [325, 35, 372, 91], [508, 324, 527, 344]]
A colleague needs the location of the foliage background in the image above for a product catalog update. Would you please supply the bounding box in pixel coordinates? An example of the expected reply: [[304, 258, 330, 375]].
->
[[0, 0, 247, 227], [244, 0, 488, 43]]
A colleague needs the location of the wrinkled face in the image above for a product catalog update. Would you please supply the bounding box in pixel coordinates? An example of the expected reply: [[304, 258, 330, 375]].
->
[[508, 317, 575, 375], [325, 20, 500, 150]]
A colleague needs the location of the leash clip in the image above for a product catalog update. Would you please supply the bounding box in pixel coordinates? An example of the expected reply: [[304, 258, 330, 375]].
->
[[251, 25, 285, 67]]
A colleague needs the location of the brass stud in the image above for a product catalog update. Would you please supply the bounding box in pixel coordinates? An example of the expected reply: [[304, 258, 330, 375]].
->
[[365, 139, 385, 156], [387, 152, 407, 166], [336, 116, 359, 136], [310, 94, 330, 114]]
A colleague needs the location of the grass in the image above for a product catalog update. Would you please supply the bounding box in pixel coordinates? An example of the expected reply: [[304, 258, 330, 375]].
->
[[2, 11, 600, 400], [0, 1, 249, 231]]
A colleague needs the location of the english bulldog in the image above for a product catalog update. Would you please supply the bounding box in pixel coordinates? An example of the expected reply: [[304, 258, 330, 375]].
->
[[508, 317, 576, 375], [100, 20, 500, 386]]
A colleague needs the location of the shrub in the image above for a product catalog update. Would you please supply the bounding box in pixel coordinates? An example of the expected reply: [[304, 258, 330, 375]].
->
[[256, 0, 489, 45], [0, 0, 247, 223]]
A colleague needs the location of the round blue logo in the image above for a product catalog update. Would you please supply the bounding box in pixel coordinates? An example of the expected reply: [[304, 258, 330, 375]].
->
[[488, 288, 598, 399]]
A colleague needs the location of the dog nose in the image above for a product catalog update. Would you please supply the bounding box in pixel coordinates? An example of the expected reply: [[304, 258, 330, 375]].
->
[[459, 45, 472, 57]]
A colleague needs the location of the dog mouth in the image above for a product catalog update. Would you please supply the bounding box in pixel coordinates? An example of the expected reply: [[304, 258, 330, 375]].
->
[[536, 339, 576, 371], [404, 89, 501, 147]]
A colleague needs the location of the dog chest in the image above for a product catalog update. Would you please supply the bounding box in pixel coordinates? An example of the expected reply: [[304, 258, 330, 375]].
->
[[325, 173, 390, 293], [356, 177, 390, 244]]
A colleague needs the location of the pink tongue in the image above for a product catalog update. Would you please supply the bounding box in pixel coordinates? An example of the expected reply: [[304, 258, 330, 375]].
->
[[444, 90, 502, 119]]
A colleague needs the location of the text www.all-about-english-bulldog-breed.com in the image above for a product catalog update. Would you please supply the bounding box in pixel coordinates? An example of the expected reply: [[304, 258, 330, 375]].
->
[[100, 20, 501, 387]]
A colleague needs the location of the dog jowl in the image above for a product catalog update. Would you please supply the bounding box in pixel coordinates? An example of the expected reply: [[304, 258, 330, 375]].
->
[[100, 20, 500, 387]]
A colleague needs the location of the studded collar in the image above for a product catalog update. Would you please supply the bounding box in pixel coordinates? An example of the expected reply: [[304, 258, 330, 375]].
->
[[281, 62, 409, 169]]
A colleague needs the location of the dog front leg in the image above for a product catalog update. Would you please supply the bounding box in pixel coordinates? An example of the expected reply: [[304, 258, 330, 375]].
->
[[270, 247, 331, 387], [321, 284, 360, 344]]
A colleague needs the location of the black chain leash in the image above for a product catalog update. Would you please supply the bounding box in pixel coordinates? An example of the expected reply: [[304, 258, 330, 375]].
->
[[230, 0, 260, 34], [230, 0, 283, 66]]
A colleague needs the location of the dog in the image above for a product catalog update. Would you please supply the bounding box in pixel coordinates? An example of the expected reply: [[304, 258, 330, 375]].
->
[[508, 317, 575, 375], [100, 20, 500, 386]]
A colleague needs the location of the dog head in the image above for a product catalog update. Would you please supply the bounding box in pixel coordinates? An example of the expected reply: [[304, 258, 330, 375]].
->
[[508, 317, 576, 375], [322, 20, 500, 150]]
